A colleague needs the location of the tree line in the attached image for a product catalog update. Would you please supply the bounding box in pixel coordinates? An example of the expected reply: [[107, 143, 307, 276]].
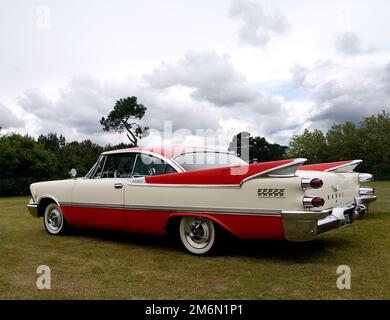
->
[[0, 132, 133, 196]]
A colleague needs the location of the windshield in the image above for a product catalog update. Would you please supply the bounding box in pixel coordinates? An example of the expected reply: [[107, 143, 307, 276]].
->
[[173, 152, 247, 171]]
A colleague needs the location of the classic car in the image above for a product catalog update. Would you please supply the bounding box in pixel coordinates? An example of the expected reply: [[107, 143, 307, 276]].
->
[[27, 147, 377, 255]]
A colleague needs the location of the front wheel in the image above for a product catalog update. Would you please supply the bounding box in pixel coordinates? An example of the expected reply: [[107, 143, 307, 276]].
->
[[179, 216, 216, 255], [43, 203, 69, 235]]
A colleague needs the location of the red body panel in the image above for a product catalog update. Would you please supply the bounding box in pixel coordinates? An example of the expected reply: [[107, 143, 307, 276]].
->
[[61, 206, 285, 240], [145, 159, 293, 185], [61, 206, 126, 231], [300, 160, 353, 172]]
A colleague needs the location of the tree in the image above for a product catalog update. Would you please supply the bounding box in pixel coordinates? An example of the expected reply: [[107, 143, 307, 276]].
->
[[358, 110, 390, 179], [229, 132, 288, 163], [59, 140, 103, 177], [286, 129, 328, 163], [100, 96, 149, 146], [0, 133, 57, 196], [38, 132, 66, 153]]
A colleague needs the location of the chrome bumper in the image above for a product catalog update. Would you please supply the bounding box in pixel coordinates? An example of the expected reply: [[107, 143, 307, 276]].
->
[[282, 195, 377, 241], [26, 199, 39, 217]]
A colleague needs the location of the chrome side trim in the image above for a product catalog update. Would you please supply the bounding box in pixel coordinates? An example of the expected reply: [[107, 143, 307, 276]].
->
[[59, 201, 282, 216], [127, 182, 241, 188], [61, 202, 124, 210], [267, 173, 296, 178]]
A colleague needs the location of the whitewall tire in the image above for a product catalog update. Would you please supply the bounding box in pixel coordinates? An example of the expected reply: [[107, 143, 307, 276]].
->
[[179, 216, 216, 255], [43, 203, 68, 235]]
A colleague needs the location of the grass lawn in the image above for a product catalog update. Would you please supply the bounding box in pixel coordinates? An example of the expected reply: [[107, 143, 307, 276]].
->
[[0, 181, 389, 299]]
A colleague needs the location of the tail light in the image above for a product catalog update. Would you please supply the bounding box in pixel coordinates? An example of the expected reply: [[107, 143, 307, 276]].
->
[[302, 178, 324, 189], [303, 196, 325, 208], [359, 173, 374, 182]]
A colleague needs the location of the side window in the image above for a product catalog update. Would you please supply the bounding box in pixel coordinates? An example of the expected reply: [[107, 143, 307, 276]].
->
[[132, 154, 176, 177], [94, 153, 136, 178]]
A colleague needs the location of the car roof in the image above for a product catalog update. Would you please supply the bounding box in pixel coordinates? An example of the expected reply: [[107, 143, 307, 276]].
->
[[102, 146, 220, 160]]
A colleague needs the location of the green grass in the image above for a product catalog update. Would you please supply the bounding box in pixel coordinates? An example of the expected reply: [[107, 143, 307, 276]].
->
[[0, 181, 389, 299]]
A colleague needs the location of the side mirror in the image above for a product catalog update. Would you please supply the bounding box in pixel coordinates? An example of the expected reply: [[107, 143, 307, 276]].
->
[[69, 168, 77, 178]]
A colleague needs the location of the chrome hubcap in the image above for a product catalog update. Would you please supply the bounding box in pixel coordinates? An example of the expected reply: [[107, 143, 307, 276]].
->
[[183, 218, 212, 249], [47, 208, 63, 231]]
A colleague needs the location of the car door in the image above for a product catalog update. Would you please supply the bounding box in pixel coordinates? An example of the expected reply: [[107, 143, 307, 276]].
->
[[71, 153, 136, 230], [124, 153, 177, 234]]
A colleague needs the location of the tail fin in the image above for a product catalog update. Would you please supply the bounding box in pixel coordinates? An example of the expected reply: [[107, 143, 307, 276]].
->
[[300, 160, 362, 173]]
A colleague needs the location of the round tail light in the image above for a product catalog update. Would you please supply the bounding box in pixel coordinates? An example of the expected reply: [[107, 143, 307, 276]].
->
[[310, 178, 323, 189], [311, 197, 325, 207]]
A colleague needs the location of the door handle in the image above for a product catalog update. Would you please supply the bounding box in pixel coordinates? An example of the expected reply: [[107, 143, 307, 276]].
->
[[114, 183, 124, 189]]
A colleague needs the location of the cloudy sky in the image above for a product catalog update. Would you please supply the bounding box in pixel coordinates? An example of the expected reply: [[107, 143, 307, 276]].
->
[[1, 0, 389, 148]]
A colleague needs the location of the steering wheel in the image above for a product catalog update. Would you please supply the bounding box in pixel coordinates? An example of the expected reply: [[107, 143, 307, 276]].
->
[[148, 168, 156, 176], [114, 168, 127, 178]]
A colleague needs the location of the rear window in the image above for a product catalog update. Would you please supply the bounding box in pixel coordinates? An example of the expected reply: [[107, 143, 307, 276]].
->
[[173, 152, 247, 171]]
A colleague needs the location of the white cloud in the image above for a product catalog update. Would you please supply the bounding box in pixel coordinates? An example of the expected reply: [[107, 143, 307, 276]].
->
[[291, 60, 390, 127], [334, 32, 374, 56], [0, 103, 25, 129], [145, 51, 283, 114], [229, 0, 289, 48]]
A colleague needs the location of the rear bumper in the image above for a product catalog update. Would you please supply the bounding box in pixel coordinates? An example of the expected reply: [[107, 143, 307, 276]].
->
[[26, 199, 39, 217], [282, 195, 377, 241]]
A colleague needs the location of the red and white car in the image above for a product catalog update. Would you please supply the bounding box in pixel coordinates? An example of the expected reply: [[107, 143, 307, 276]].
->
[[27, 147, 377, 255]]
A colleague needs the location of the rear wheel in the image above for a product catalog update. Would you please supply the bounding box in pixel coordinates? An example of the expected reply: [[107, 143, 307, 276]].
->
[[43, 203, 69, 235], [179, 216, 216, 255]]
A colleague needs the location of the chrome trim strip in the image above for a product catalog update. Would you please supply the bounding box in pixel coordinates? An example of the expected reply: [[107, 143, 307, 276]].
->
[[61, 202, 124, 210], [125, 204, 281, 216], [59, 201, 282, 216], [127, 182, 241, 188], [267, 173, 296, 178]]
